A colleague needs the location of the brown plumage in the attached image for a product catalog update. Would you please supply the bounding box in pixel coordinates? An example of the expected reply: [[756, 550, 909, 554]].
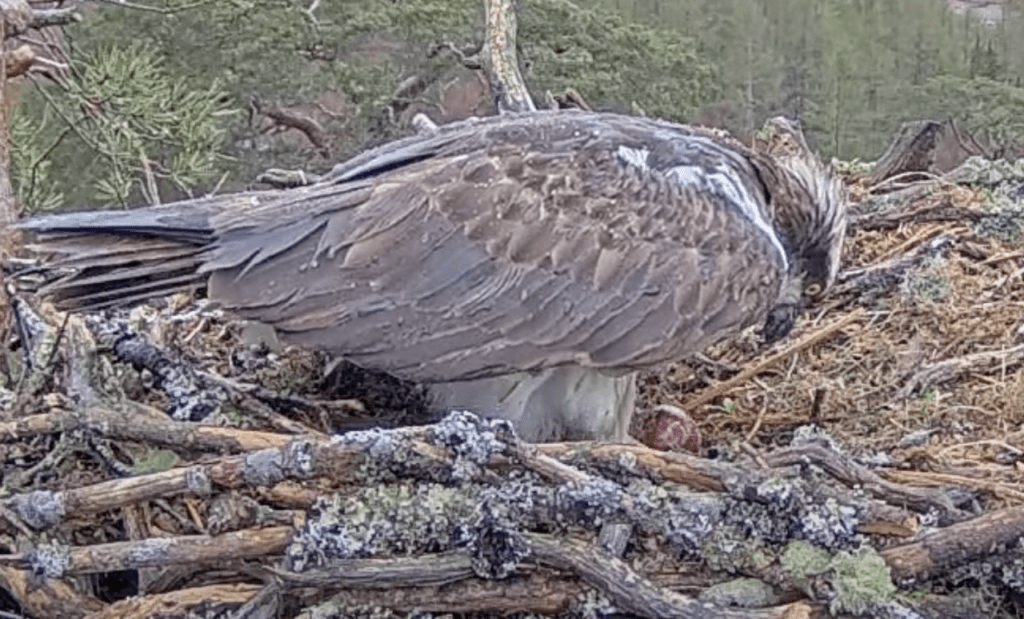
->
[[17, 111, 847, 442]]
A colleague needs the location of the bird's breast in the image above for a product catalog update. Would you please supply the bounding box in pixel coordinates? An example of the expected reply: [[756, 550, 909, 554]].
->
[[428, 366, 637, 442]]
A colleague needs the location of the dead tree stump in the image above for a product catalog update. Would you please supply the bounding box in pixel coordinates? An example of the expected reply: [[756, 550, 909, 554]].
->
[[866, 120, 944, 187]]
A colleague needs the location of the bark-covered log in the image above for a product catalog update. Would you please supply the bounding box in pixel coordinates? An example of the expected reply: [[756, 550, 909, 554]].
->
[[882, 505, 1024, 583]]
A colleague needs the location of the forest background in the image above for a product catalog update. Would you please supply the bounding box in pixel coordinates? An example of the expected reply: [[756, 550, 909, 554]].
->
[[9, 0, 1024, 212]]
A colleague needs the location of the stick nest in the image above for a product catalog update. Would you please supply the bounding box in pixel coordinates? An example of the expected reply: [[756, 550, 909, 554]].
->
[[2, 157, 1024, 619]]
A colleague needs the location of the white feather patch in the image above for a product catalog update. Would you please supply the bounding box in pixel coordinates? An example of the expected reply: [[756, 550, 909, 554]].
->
[[615, 145, 651, 171], [616, 144, 788, 270]]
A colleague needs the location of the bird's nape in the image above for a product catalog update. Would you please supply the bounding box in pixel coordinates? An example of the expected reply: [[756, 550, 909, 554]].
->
[[753, 117, 848, 300]]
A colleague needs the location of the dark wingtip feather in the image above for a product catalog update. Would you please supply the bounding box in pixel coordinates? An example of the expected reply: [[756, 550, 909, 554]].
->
[[16, 203, 221, 310], [18, 207, 216, 246]]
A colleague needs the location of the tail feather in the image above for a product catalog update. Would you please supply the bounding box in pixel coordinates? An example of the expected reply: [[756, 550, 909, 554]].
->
[[15, 204, 220, 310], [42, 253, 203, 290], [26, 236, 198, 267], [17, 205, 217, 245], [51, 271, 206, 311]]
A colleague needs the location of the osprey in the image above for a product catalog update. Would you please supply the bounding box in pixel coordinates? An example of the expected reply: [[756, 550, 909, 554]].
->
[[16, 111, 846, 443]]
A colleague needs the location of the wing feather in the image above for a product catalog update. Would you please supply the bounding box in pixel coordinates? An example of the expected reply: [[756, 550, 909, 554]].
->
[[19, 112, 797, 372], [202, 112, 788, 382]]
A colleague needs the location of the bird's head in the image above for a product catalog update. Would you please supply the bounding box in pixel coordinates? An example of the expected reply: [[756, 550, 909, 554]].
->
[[750, 117, 848, 340]]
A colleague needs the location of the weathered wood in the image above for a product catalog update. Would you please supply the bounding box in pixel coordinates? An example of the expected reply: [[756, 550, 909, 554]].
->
[[0, 565, 104, 619], [86, 584, 261, 619], [764, 443, 962, 522], [895, 344, 1024, 399], [27, 6, 80, 29], [866, 120, 945, 188], [882, 505, 1024, 582], [482, 0, 534, 113], [6, 437, 362, 525], [529, 534, 787, 619], [262, 105, 329, 157], [2, 526, 294, 576], [305, 574, 585, 616], [850, 197, 999, 231], [0, 405, 293, 452], [272, 552, 477, 589], [0, 0, 32, 37]]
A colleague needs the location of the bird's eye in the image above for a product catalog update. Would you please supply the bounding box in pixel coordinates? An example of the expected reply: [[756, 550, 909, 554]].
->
[[805, 282, 823, 297]]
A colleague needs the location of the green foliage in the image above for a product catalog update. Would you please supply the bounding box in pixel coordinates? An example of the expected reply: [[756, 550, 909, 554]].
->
[[13, 41, 230, 210], [520, 0, 718, 119], [63, 0, 484, 187], [587, 0, 1024, 160], [28, 0, 1024, 209], [969, 37, 1002, 79], [18, 0, 715, 208], [13, 0, 1024, 213], [910, 76, 1024, 153], [74, 42, 230, 203], [128, 448, 181, 475], [9, 110, 65, 212]]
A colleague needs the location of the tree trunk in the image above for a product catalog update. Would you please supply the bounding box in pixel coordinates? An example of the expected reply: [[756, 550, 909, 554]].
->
[[482, 0, 535, 113]]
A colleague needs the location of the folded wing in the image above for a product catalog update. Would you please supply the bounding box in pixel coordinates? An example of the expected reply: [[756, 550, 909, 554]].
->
[[203, 112, 789, 382]]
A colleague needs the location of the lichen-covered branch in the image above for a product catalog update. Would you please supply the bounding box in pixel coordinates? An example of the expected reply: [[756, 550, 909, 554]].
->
[[764, 444, 964, 522], [6, 438, 328, 527], [0, 405, 293, 452], [529, 535, 785, 619], [0, 407, 1014, 617], [3, 526, 294, 576], [27, 6, 80, 29]]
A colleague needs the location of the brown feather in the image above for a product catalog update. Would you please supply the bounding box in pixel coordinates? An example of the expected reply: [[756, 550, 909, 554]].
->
[[16, 110, 847, 441]]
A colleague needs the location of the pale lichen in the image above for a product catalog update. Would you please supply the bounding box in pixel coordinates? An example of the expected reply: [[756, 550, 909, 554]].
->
[[13, 490, 65, 531], [699, 577, 785, 608], [26, 541, 71, 579], [782, 540, 896, 615], [429, 410, 515, 482]]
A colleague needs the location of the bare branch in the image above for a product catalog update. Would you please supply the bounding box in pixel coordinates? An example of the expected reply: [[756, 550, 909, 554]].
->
[[430, 40, 482, 71], [28, 5, 80, 28], [256, 168, 321, 188], [138, 150, 160, 205], [262, 105, 330, 157], [411, 112, 438, 134], [548, 87, 592, 111], [303, 0, 321, 25], [947, 116, 993, 160], [88, 0, 215, 14]]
